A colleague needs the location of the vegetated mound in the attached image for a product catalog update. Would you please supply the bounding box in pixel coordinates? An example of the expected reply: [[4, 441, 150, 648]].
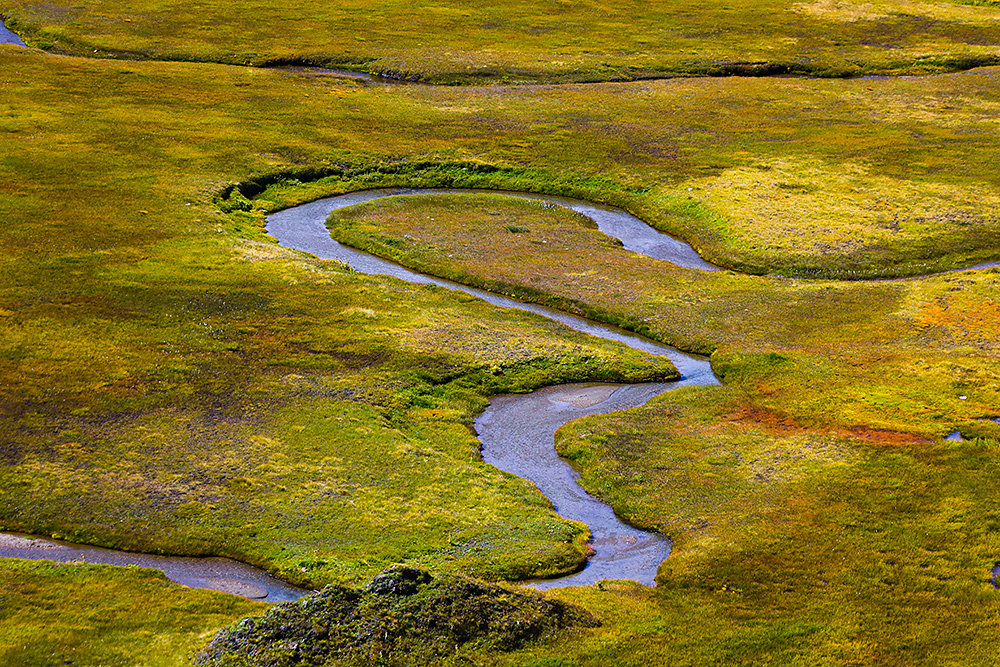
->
[[196, 566, 600, 666]]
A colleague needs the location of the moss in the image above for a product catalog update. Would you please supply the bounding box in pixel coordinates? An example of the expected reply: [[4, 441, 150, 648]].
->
[[0, 559, 264, 666], [505, 387, 1000, 665], [0, 52, 691, 589], [197, 566, 599, 666], [320, 192, 1000, 439], [3, 39, 1000, 665], [305, 179, 1000, 664]]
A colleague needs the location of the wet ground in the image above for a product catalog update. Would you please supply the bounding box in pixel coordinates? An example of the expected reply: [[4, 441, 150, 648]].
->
[[0, 19, 25, 46]]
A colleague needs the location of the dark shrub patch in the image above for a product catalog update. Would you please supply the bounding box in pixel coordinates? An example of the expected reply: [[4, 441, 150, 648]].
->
[[197, 566, 599, 666]]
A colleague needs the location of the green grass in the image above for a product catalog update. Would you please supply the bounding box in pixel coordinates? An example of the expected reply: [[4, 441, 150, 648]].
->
[[0, 49, 684, 588], [0, 559, 264, 666], [323, 192, 995, 431], [322, 192, 1000, 663], [241, 71, 1000, 279], [3, 42, 1000, 664], [0, 225, 679, 587], [2, 0, 1000, 82]]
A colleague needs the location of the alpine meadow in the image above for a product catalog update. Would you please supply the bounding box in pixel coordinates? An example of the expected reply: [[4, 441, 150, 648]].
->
[[1, 1, 1000, 665]]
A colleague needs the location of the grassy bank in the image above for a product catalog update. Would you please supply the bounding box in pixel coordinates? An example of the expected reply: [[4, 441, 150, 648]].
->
[[239, 68, 1000, 279], [319, 180, 1000, 665], [0, 48, 684, 588], [2, 0, 1000, 82], [324, 192, 1000, 437], [5, 44, 994, 278], [501, 385, 1000, 666], [0, 559, 264, 666]]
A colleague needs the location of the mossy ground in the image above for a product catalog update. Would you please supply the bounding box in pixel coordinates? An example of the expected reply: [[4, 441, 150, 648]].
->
[[325, 192, 1000, 438], [2, 0, 1000, 82], [0, 559, 264, 666], [246, 67, 1000, 280], [323, 192, 1000, 663], [0, 48, 686, 590], [0, 23, 999, 664], [198, 565, 599, 666], [490, 385, 1000, 665]]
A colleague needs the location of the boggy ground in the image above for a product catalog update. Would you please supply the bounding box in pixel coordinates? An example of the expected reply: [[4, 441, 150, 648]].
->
[[326, 192, 1000, 439], [0, 48, 684, 590], [1, 43, 1000, 664], [325, 192, 1000, 663], [2, 0, 1000, 82], [531, 388, 1000, 664]]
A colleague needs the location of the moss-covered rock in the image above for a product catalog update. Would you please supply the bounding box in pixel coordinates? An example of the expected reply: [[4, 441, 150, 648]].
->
[[196, 566, 599, 666]]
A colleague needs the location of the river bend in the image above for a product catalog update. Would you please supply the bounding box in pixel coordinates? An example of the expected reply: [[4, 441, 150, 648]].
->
[[267, 188, 719, 587], [2, 187, 720, 597]]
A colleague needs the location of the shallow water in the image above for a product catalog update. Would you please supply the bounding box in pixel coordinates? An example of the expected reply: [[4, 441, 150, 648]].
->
[[266, 188, 718, 373], [478, 381, 707, 588], [1, 187, 716, 596], [2, 24, 996, 596], [10, 183, 996, 593], [0, 19, 25, 46]]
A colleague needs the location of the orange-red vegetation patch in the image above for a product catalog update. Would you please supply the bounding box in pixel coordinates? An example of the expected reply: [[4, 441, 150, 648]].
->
[[726, 405, 809, 437], [727, 404, 928, 446]]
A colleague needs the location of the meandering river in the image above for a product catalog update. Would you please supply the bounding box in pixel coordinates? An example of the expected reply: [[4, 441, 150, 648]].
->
[[0, 187, 718, 598], [267, 188, 720, 589], [3, 26, 997, 598]]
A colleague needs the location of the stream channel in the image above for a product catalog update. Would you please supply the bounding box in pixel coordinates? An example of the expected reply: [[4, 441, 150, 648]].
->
[[265, 189, 721, 590], [0, 187, 718, 599]]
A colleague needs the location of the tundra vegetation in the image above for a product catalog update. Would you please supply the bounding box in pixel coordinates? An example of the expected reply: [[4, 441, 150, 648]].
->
[[0, 0, 999, 663], [2, 0, 1000, 81], [0, 559, 265, 665], [325, 191, 1000, 663], [197, 565, 600, 666]]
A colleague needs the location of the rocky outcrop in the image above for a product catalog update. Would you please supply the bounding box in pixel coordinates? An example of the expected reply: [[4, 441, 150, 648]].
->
[[197, 566, 600, 666]]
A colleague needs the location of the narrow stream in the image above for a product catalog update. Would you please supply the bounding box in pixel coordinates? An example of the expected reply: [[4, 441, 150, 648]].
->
[[266, 187, 719, 272], [0, 533, 309, 602], [0, 187, 716, 596], [267, 188, 719, 588], [478, 381, 707, 589], [8, 184, 997, 594], [3, 26, 997, 595]]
